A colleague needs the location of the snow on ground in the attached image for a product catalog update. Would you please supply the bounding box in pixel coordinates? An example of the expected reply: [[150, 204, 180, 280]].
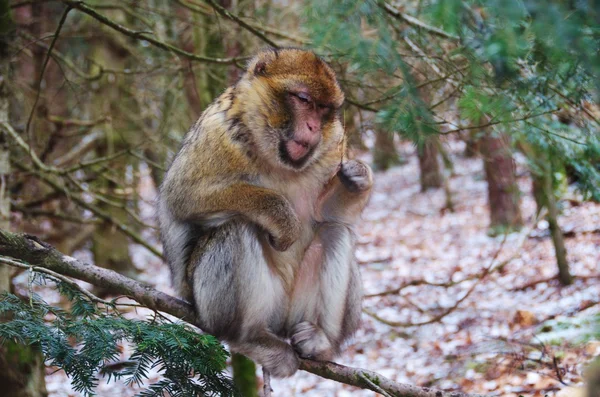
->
[[39, 139, 599, 396]]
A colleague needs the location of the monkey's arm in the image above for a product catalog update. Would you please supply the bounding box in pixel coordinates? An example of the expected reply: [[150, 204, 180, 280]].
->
[[316, 160, 373, 225], [167, 182, 301, 251]]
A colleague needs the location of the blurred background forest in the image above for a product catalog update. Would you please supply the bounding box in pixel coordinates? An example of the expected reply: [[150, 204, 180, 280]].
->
[[0, 0, 599, 396]]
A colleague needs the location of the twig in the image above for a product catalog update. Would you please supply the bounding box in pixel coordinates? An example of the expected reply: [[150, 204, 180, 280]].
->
[[202, 0, 278, 48], [13, 161, 163, 259], [440, 108, 560, 135], [25, 5, 71, 144], [359, 372, 393, 397], [60, 0, 246, 65], [0, 121, 59, 173], [262, 368, 272, 397], [511, 274, 600, 291], [382, 2, 460, 41], [364, 227, 527, 327], [0, 255, 111, 306]]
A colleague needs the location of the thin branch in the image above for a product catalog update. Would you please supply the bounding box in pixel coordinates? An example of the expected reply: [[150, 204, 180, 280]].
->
[[0, 229, 487, 397], [300, 359, 485, 397], [181, 0, 278, 47], [345, 97, 379, 113], [440, 108, 560, 135], [13, 161, 163, 259], [0, 121, 59, 173], [262, 368, 272, 397], [25, 5, 72, 143], [60, 0, 246, 65], [0, 255, 111, 306], [12, 205, 101, 224], [382, 2, 460, 41]]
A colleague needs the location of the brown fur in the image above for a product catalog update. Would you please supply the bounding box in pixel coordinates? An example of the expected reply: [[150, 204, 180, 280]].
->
[[158, 48, 372, 377]]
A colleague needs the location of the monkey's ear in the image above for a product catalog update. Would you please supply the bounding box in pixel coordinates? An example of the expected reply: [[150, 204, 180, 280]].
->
[[253, 61, 268, 76]]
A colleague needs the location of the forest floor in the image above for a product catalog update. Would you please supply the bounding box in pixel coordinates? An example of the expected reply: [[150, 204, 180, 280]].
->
[[39, 138, 599, 396]]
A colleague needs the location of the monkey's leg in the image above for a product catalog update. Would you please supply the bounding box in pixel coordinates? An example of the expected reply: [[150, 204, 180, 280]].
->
[[289, 160, 371, 360], [189, 221, 300, 377], [289, 222, 362, 361]]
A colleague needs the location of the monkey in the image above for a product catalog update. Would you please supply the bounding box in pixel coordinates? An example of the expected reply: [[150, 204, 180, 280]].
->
[[158, 48, 373, 378]]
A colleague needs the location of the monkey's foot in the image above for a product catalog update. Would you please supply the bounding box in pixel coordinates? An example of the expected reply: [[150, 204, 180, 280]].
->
[[290, 321, 333, 361], [261, 342, 300, 378], [339, 160, 373, 193]]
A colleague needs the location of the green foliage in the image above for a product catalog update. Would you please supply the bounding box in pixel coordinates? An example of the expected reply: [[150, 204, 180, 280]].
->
[[0, 276, 234, 397], [303, 0, 600, 198], [536, 314, 600, 345]]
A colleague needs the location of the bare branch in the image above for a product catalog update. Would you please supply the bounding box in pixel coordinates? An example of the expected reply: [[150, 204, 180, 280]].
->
[[0, 229, 487, 397], [0, 121, 59, 173], [60, 0, 246, 65], [381, 2, 460, 41], [12, 161, 163, 258], [300, 360, 485, 397], [180, 0, 278, 47], [25, 5, 72, 139]]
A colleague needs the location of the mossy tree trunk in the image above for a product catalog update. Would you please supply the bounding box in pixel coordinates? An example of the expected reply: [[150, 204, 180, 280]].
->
[[232, 353, 258, 397], [0, 2, 47, 395], [480, 131, 523, 234]]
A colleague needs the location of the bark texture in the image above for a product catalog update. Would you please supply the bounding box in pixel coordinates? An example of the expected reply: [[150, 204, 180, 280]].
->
[[480, 132, 522, 233], [0, 2, 47, 394], [417, 138, 443, 191]]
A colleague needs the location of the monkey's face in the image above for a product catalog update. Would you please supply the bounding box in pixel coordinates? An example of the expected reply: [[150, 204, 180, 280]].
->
[[277, 88, 337, 169], [238, 49, 345, 172]]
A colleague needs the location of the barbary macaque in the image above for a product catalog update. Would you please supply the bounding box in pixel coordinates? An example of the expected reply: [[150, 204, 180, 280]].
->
[[158, 48, 373, 377]]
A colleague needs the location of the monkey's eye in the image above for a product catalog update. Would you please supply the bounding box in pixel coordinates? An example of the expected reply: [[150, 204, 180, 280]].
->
[[291, 92, 312, 104], [297, 92, 311, 103]]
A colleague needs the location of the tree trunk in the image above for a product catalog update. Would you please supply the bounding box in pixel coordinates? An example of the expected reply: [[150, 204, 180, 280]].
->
[[0, 3, 47, 395], [531, 157, 572, 285], [232, 354, 258, 397], [464, 131, 480, 157], [88, 17, 138, 285], [345, 109, 367, 150], [417, 137, 443, 191], [480, 131, 523, 234], [373, 130, 401, 170]]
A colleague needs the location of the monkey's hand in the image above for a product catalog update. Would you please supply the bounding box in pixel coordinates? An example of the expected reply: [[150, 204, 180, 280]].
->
[[338, 159, 373, 194], [267, 201, 301, 251], [316, 159, 373, 225], [164, 180, 301, 251]]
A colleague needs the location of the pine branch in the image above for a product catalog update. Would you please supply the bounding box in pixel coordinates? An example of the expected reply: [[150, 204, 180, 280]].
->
[[0, 229, 487, 397]]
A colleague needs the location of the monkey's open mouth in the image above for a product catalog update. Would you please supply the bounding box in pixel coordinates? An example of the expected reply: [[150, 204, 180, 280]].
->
[[279, 139, 315, 168]]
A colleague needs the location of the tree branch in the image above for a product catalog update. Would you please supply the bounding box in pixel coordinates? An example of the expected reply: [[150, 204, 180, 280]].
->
[[0, 229, 486, 397], [25, 4, 72, 139], [381, 2, 460, 41], [202, 0, 279, 48], [60, 0, 246, 65]]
